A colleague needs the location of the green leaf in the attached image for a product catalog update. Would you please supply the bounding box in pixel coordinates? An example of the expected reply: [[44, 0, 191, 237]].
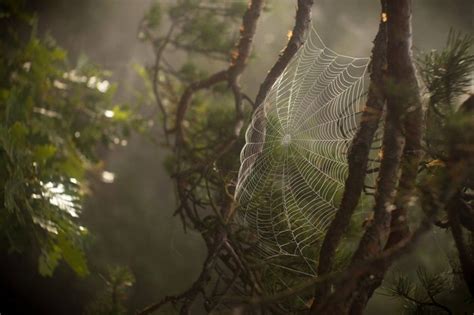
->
[[57, 152, 85, 179], [38, 246, 61, 277], [145, 2, 162, 28], [9, 121, 28, 143], [33, 144, 57, 164], [111, 105, 131, 122], [57, 232, 89, 277]]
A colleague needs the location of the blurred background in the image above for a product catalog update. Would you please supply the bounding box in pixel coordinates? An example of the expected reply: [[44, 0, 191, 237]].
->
[[0, 0, 471, 314]]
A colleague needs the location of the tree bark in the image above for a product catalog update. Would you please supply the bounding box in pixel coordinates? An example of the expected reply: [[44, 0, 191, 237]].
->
[[315, 0, 387, 282], [254, 0, 314, 109], [312, 0, 422, 313], [312, 2, 388, 309], [448, 192, 474, 297], [348, 0, 422, 313], [446, 95, 474, 297]]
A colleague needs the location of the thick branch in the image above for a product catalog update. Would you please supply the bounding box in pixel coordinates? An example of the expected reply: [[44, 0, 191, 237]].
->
[[230, 179, 453, 309], [384, 3, 423, 250], [448, 95, 474, 297], [143, 2, 265, 313], [253, 0, 313, 109], [348, 1, 423, 312], [316, 2, 387, 280], [313, 156, 469, 314], [175, 70, 228, 146], [228, 0, 264, 79], [312, 0, 422, 313], [447, 193, 474, 297]]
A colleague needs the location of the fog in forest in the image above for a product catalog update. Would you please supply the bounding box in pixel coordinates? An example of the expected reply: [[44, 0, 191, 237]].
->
[[1, 1, 472, 314]]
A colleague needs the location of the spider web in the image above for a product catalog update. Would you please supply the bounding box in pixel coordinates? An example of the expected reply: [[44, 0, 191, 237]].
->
[[235, 26, 376, 276]]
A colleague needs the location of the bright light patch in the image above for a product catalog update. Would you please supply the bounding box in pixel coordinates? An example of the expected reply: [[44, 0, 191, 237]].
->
[[41, 181, 79, 218], [97, 80, 110, 93], [53, 80, 68, 90], [63, 70, 87, 83], [104, 110, 115, 118], [23, 62, 32, 72], [287, 30, 293, 39], [33, 216, 58, 234], [101, 171, 115, 183], [87, 76, 98, 88]]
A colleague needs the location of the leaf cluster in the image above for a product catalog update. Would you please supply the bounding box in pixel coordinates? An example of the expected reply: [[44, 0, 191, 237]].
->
[[418, 31, 474, 161], [0, 3, 142, 276]]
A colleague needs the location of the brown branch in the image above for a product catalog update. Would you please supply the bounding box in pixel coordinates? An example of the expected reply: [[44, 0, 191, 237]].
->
[[175, 70, 228, 147], [253, 0, 314, 109], [446, 96, 474, 297], [174, 0, 264, 148], [385, 32, 423, 250], [313, 155, 469, 314], [312, 0, 423, 313], [227, 185, 447, 309], [151, 24, 175, 144], [351, 0, 409, 265], [459, 94, 474, 113], [228, 0, 264, 80], [347, 0, 423, 312], [448, 193, 474, 297], [141, 2, 265, 313], [316, 0, 387, 282], [349, 4, 422, 314]]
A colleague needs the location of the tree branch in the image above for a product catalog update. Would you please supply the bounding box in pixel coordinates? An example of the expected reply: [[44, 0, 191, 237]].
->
[[140, 1, 265, 313], [253, 0, 314, 109], [312, 0, 424, 312], [316, 0, 387, 282]]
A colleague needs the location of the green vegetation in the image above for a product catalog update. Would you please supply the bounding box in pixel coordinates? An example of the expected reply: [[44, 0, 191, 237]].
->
[[0, 0, 473, 314], [0, 1, 141, 277]]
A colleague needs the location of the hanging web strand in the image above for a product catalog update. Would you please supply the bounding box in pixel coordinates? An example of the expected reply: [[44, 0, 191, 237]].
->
[[235, 26, 371, 275]]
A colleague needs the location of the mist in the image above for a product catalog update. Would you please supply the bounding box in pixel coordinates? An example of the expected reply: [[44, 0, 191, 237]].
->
[[1, 1, 472, 314]]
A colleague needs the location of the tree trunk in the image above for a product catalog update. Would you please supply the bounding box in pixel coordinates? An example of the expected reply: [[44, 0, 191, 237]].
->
[[311, 0, 422, 313], [349, 0, 422, 313], [312, 1, 388, 309]]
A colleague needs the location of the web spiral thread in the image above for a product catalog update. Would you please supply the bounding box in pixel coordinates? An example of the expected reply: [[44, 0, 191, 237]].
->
[[235, 26, 374, 275]]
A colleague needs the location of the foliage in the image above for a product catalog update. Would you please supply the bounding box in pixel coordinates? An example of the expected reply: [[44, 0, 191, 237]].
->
[[138, 0, 249, 211], [140, 0, 246, 58], [383, 267, 459, 314], [417, 31, 474, 219], [418, 31, 474, 160], [418, 31, 473, 109], [138, 1, 474, 314], [382, 30, 474, 314], [83, 266, 135, 315], [0, 2, 141, 277]]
